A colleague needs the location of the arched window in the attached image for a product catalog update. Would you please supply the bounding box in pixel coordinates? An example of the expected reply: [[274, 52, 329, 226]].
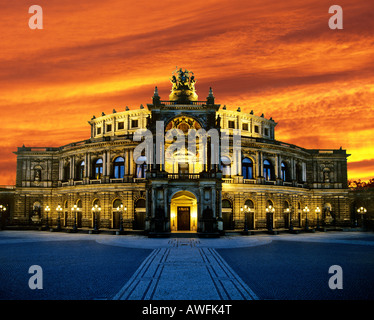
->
[[94, 159, 103, 179], [244, 199, 254, 209], [77, 161, 85, 180], [222, 199, 232, 208], [92, 199, 100, 207], [263, 160, 274, 181], [284, 201, 290, 210], [281, 162, 289, 182], [242, 158, 253, 179], [113, 199, 122, 209], [221, 156, 231, 177], [135, 156, 147, 178], [135, 198, 146, 208], [113, 157, 125, 179], [77, 199, 82, 209]]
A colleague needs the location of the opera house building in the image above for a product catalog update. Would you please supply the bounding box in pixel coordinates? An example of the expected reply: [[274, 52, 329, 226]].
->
[[0, 69, 351, 236]]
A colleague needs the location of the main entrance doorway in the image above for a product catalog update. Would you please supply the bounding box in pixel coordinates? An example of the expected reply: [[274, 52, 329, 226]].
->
[[170, 191, 197, 232], [177, 207, 190, 230]]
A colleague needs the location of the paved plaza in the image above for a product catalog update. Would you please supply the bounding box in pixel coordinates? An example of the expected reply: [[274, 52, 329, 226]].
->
[[0, 230, 373, 300]]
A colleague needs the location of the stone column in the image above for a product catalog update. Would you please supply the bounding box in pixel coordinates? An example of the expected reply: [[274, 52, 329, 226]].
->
[[125, 149, 129, 176], [59, 159, 63, 181], [129, 149, 134, 176], [275, 154, 279, 179], [106, 150, 111, 177], [291, 157, 295, 181]]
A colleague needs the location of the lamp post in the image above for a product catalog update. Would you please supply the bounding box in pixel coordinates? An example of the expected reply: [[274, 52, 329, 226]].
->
[[285, 207, 292, 232], [266, 205, 275, 232], [357, 207, 367, 230], [315, 206, 321, 230], [288, 207, 294, 232], [44, 205, 50, 229], [0, 205, 6, 230], [116, 204, 124, 232], [303, 206, 310, 231], [240, 204, 249, 234], [71, 204, 79, 232], [92, 204, 101, 232], [240, 205, 249, 234], [56, 205, 62, 231]]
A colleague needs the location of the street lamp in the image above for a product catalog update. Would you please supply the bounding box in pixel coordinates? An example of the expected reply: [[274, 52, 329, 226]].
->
[[56, 205, 62, 231], [286, 207, 293, 232], [315, 206, 321, 230], [91, 204, 101, 232], [240, 205, 249, 234], [71, 204, 79, 232], [266, 205, 275, 232], [44, 205, 50, 229], [303, 206, 310, 231], [357, 206, 367, 229], [0, 204, 6, 230], [116, 204, 124, 232]]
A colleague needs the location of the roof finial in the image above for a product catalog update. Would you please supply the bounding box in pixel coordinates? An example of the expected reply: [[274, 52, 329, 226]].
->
[[207, 87, 215, 104], [208, 87, 214, 97]]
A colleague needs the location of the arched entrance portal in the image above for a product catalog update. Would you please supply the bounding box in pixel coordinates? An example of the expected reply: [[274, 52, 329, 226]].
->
[[170, 191, 198, 232]]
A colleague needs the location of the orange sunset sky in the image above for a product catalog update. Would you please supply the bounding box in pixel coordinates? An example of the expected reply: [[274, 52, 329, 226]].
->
[[0, 0, 373, 185]]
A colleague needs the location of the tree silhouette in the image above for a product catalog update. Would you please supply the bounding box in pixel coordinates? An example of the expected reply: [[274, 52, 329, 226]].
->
[[348, 178, 374, 190]]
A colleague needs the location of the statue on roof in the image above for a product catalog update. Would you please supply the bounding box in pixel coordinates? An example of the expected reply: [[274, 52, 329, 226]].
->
[[169, 67, 198, 102]]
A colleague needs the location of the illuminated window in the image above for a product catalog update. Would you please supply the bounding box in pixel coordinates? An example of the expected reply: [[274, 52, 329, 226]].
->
[[242, 158, 253, 179], [77, 161, 85, 180], [263, 159, 274, 180], [281, 162, 289, 181], [136, 156, 147, 178], [113, 157, 125, 179], [94, 159, 103, 179]]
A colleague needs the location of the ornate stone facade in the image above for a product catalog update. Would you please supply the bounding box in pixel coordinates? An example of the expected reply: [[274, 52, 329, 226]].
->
[[1, 69, 352, 235]]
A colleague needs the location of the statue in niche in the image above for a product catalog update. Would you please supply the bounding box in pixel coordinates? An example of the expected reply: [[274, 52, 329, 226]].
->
[[323, 170, 330, 182], [34, 169, 41, 181]]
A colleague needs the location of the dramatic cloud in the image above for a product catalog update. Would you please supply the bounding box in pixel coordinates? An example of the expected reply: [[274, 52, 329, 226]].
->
[[0, 0, 373, 183]]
